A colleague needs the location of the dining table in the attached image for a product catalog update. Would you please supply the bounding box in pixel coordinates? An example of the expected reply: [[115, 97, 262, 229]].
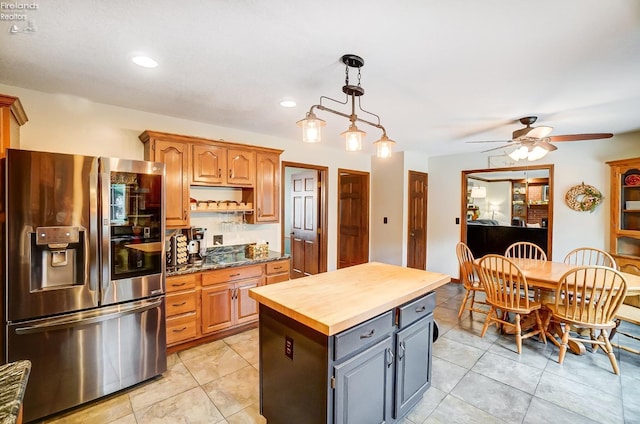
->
[[475, 257, 640, 354]]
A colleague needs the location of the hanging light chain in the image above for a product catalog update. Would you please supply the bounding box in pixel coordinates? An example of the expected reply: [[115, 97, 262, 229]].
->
[[345, 63, 350, 86]]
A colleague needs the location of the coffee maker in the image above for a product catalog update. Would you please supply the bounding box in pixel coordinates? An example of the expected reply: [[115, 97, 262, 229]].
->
[[187, 227, 206, 265]]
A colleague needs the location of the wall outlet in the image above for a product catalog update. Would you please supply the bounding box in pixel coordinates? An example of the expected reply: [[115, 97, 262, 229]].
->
[[213, 234, 223, 245]]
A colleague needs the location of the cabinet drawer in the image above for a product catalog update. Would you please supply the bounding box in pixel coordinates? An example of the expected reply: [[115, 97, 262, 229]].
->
[[397, 292, 436, 329], [166, 312, 198, 345], [334, 310, 394, 361], [202, 264, 263, 286], [166, 291, 197, 316], [266, 273, 289, 285], [166, 273, 199, 293], [266, 260, 290, 275]]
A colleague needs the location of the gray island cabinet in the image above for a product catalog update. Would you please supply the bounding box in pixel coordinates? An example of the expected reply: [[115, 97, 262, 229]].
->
[[249, 262, 450, 424]]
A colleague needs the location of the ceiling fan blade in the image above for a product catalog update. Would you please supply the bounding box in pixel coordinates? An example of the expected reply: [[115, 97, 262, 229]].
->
[[466, 140, 511, 144], [480, 144, 514, 153], [549, 133, 613, 142], [536, 140, 558, 152]]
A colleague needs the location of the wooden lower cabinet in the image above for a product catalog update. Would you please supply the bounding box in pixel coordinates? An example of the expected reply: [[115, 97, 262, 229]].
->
[[265, 259, 290, 284], [200, 278, 261, 334], [165, 274, 200, 346], [167, 259, 290, 350], [201, 282, 235, 333], [201, 264, 262, 334]]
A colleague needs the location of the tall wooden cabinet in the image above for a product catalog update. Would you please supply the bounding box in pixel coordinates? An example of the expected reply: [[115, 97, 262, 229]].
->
[[0, 94, 28, 157], [607, 157, 640, 276], [140, 134, 190, 228], [251, 151, 280, 223]]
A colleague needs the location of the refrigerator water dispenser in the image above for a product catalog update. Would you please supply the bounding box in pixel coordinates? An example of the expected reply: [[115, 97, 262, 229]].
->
[[31, 226, 85, 290]]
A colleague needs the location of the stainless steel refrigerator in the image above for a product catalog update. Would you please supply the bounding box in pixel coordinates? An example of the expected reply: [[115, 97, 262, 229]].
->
[[0, 148, 167, 422]]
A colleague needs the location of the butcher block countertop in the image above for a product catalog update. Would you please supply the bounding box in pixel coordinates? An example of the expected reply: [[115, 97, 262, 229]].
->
[[249, 262, 450, 336]]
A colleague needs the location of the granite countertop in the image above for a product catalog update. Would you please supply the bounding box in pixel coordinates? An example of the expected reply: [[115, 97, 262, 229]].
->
[[167, 249, 289, 277], [0, 360, 31, 424]]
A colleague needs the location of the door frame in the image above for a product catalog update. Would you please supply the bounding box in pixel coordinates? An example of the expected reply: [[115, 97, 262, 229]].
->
[[281, 161, 328, 274], [337, 168, 370, 269]]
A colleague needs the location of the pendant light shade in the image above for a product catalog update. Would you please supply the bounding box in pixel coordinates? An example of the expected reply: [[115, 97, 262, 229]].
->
[[296, 111, 326, 143], [373, 134, 396, 158], [342, 123, 365, 151]]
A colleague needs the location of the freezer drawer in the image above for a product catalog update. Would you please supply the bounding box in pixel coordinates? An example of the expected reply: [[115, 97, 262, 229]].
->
[[7, 297, 167, 422]]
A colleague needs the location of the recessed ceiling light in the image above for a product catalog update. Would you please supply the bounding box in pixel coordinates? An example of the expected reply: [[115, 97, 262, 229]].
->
[[280, 100, 296, 108], [132, 56, 158, 68]]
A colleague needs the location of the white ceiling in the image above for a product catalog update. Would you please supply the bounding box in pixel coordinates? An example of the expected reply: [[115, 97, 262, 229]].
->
[[1, 0, 639, 157]]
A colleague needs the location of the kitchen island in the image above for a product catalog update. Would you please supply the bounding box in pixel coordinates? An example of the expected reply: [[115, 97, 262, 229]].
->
[[249, 262, 450, 424]]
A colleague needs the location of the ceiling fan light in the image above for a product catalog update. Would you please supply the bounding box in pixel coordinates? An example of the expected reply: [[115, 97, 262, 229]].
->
[[527, 146, 549, 161], [508, 146, 528, 161], [374, 135, 396, 158], [341, 123, 366, 151], [297, 112, 326, 143]]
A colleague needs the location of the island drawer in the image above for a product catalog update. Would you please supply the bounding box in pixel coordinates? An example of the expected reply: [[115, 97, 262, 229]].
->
[[334, 310, 394, 361], [397, 291, 436, 329], [202, 264, 263, 286], [166, 274, 199, 293], [166, 312, 198, 345], [166, 291, 197, 316]]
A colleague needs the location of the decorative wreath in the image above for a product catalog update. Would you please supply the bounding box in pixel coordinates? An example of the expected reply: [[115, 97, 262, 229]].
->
[[564, 183, 603, 213]]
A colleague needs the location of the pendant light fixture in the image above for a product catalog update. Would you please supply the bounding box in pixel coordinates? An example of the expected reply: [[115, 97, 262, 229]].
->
[[297, 54, 396, 158]]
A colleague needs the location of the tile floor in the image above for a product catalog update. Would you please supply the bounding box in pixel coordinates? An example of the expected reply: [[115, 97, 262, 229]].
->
[[42, 283, 640, 424]]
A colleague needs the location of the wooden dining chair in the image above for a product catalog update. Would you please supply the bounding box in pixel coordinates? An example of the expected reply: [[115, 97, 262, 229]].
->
[[505, 241, 547, 261], [477, 254, 547, 354], [564, 247, 617, 269], [505, 241, 547, 301], [544, 266, 627, 374], [455, 242, 488, 319]]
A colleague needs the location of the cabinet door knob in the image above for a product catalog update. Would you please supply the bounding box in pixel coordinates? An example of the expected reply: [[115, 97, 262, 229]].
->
[[218, 168, 222, 178], [229, 169, 233, 179], [398, 341, 406, 360]]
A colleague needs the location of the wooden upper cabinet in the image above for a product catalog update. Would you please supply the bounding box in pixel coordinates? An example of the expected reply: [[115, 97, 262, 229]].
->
[[0, 94, 28, 158], [140, 132, 190, 228], [228, 148, 255, 186], [192, 144, 227, 185], [253, 151, 280, 222], [140, 130, 282, 222]]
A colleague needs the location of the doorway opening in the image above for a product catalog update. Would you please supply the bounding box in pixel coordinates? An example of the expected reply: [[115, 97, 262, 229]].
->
[[281, 161, 328, 278]]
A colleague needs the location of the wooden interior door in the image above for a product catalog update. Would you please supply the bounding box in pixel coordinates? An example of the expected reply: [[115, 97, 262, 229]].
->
[[338, 170, 369, 269], [290, 171, 319, 278], [407, 171, 428, 270]]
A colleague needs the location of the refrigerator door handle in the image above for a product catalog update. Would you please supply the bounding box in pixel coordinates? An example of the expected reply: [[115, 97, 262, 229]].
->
[[14, 297, 163, 335]]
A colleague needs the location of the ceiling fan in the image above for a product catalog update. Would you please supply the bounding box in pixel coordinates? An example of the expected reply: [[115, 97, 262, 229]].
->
[[468, 116, 613, 161]]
